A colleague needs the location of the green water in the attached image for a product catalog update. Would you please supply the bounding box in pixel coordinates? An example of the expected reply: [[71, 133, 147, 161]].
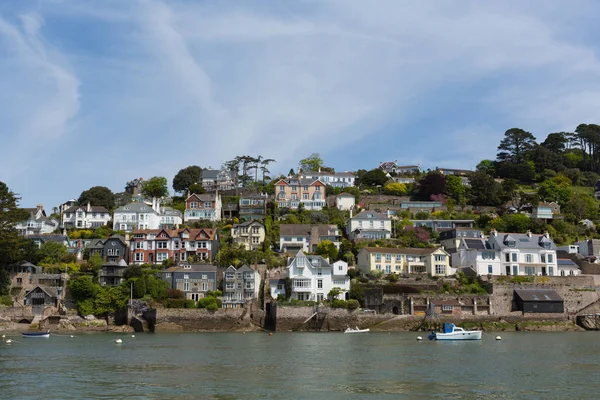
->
[[1, 331, 599, 399]]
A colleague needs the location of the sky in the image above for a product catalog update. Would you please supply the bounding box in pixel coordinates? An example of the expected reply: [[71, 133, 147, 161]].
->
[[2, 0, 600, 209]]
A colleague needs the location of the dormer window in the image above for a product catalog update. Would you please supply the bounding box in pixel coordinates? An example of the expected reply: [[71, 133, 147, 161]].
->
[[141, 207, 147, 211], [506, 241, 515, 247]]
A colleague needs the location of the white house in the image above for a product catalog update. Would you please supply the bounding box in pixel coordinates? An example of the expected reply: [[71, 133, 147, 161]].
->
[[346, 210, 392, 240], [335, 193, 356, 211], [16, 205, 59, 236], [456, 230, 561, 276], [113, 201, 182, 232], [298, 170, 356, 188], [287, 251, 350, 302], [62, 203, 111, 228]]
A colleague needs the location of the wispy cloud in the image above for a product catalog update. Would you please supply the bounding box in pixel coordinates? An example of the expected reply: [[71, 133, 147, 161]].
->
[[1, 0, 600, 207]]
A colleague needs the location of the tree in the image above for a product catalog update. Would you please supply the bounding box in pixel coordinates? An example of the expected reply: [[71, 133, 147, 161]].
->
[[299, 153, 324, 172], [94, 286, 128, 316], [142, 176, 169, 199], [78, 186, 115, 210], [476, 159, 496, 176], [564, 194, 598, 222], [541, 132, 568, 154], [0, 182, 29, 277], [69, 276, 98, 303], [188, 183, 205, 195], [383, 182, 407, 196], [467, 172, 503, 206], [260, 158, 276, 184], [315, 240, 338, 261], [444, 175, 465, 204], [38, 241, 68, 264], [172, 166, 203, 193], [360, 169, 388, 187], [537, 179, 573, 206], [418, 172, 446, 199], [496, 128, 537, 164]]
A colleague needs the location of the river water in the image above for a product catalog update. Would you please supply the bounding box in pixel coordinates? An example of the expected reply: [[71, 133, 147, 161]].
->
[[1, 331, 599, 399]]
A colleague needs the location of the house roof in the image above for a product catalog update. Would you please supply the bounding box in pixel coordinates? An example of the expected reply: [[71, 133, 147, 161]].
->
[[201, 169, 220, 180], [114, 202, 158, 214], [186, 193, 218, 202], [132, 228, 216, 240], [301, 171, 355, 178], [362, 247, 443, 255], [462, 238, 492, 250], [351, 210, 389, 220], [274, 177, 325, 186], [336, 193, 355, 198], [489, 231, 557, 251], [557, 259, 579, 268], [233, 220, 264, 228], [237, 264, 255, 273], [25, 234, 67, 243], [279, 224, 338, 237], [514, 289, 563, 302], [63, 205, 109, 213], [25, 285, 58, 299], [163, 264, 218, 273]]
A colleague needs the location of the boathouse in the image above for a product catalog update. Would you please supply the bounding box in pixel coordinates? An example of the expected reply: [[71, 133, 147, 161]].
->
[[513, 289, 564, 313]]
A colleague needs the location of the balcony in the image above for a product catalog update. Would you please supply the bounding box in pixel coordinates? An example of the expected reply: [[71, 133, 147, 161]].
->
[[99, 269, 125, 277]]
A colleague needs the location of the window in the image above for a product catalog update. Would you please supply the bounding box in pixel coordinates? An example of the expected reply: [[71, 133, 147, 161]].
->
[[385, 265, 391, 273], [505, 253, 510, 262], [525, 254, 532, 263], [279, 185, 285, 191], [317, 269, 322, 276], [277, 284, 284, 290], [156, 252, 168, 262], [434, 255, 446, 262], [376, 264, 381, 271], [205, 202, 212, 208], [512, 265, 518, 276], [541, 254, 546, 263], [548, 267, 554, 275], [395, 255, 402, 262], [511, 253, 517, 262], [134, 253, 144, 262], [395, 265, 401, 271], [488, 265, 493, 274], [338, 265, 343, 271], [435, 265, 446, 275], [157, 241, 168, 249], [316, 186, 321, 191], [317, 280, 323, 289], [525, 267, 535, 275], [385, 254, 391, 261], [292, 186, 297, 191], [190, 202, 197, 209], [202, 282, 208, 291], [202, 275, 208, 280], [183, 281, 189, 291], [135, 241, 144, 249], [375, 253, 382, 261], [547, 255, 553, 263], [226, 283, 234, 289], [303, 185, 308, 190], [442, 305, 454, 312], [303, 194, 309, 200]]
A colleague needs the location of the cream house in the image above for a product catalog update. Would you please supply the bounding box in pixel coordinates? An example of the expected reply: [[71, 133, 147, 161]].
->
[[357, 247, 451, 276], [274, 177, 326, 210], [231, 220, 265, 250]]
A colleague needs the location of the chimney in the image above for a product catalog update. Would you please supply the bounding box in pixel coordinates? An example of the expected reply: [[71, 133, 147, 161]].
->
[[87, 202, 91, 212], [526, 230, 532, 237], [350, 209, 353, 218], [37, 204, 43, 211], [309, 225, 320, 251], [490, 228, 497, 237], [543, 230, 549, 239]]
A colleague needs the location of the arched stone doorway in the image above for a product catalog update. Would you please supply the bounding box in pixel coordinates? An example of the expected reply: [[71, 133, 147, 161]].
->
[[392, 306, 399, 315]]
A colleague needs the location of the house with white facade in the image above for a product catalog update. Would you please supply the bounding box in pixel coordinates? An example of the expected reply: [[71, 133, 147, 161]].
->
[[113, 201, 182, 232], [287, 251, 350, 302], [335, 193, 356, 211], [357, 247, 451, 276], [456, 230, 563, 276], [16, 205, 59, 236], [62, 203, 111, 229], [298, 170, 356, 188], [201, 168, 236, 191], [346, 210, 392, 241]]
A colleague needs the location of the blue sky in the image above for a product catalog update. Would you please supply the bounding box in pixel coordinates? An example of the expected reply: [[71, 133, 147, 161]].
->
[[2, 0, 600, 209]]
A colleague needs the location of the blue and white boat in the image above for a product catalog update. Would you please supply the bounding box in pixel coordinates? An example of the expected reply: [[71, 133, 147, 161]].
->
[[428, 323, 481, 341], [21, 331, 50, 338]]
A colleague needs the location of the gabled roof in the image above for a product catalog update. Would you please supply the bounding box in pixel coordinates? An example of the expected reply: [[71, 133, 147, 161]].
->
[[186, 193, 218, 202], [225, 265, 237, 272], [462, 238, 492, 250], [336, 192, 355, 198], [63, 205, 109, 213], [351, 210, 389, 220], [489, 231, 557, 251], [274, 177, 324, 186], [163, 264, 218, 273], [233, 220, 264, 228], [25, 285, 58, 299], [114, 202, 158, 214], [237, 264, 255, 273]]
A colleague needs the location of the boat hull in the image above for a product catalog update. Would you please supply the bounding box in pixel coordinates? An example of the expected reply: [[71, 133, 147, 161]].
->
[[344, 329, 370, 334], [22, 332, 50, 338], [434, 331, 482, 340]]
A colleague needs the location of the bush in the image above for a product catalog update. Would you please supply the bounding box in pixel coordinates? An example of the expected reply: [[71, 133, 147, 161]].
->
[[197, 297, 218, 309], [347, 299, 360, 310], [166, 289, 185, 299], [164, 298, 188, 308], [330, 299, 348, 308], [385, 273, 399, 283], [205, 303, 218, 311], [0, 295, 13, 307]]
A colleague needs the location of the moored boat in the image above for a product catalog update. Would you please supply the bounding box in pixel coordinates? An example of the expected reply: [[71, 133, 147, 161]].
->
[[428, 323, 481, 341], [344, 326, 370, 334], [22, 331, 50, 338]]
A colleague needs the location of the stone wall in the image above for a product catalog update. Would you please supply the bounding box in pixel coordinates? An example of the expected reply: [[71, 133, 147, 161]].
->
[[274, 306, 391, 332], [155, 306, 265, 332], [580, 261, 600, 275], [0, 306, 33, 319], [490, 283, 598, 316]]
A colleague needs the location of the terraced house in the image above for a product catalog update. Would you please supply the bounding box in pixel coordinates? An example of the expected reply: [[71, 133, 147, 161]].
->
[[160, 264, 218, 301], [62, 203, 111, 229], [222, 265, 260, 308], [184, 193, 222, 222], [130, 227, 219, 264], [274, 177, 326, 210], [357, 247, 451, 276], [231, 220, 265, 250]]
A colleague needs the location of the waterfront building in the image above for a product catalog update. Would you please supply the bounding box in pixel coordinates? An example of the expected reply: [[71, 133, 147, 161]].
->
[[357, 247, 451, 276], [287, 251, 350, 302]]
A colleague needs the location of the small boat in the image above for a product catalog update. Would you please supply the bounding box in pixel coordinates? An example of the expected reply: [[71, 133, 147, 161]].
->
[[428, 323, 481, 341], [22, 331, 50, 338], [344, 326, 370, 334]]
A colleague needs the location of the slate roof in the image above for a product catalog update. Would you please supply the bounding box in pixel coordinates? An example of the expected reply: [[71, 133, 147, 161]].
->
[[301, 171, 355, 178], [279, 224, 338, 237], [26, 234, 67, 243], [462, 238, 492, 250], [237, 264, 255, 273], [233, 220, 263, 228], [25, 285, 58, 299], [114, 202, 158, 214], [557, 259, 579, 268], [186, 193, 218, 202], [163, 264, 218, 273], [63, 205, 109, 213], [201, 169, 220, 180], [351, 210, 389, 220], [489, 232, 557, 251], [514, 289, 563, 302]]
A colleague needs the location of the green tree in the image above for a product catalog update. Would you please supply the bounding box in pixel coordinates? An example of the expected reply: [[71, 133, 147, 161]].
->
[[467, 172, 503, 206], [94, 286, 128, 316], [299, 153, 324, 172], [315, 240, 338, 261], [69, 276, 99, 303], [496, 128, 537, 164], [38, 241, 68, 264], [142, 176, 169, 199], [78, 186, 115, 210], [541, 132, 569, 154], [0, 182, 30, 295], [383, 182, 407, 196], [172, 165, 203, 193], [188, 183, 205, 195], [476, 159, 496, 176], [360, 169, 389, 187], [87, 253, 103, 273], [564, 194, 598, 222], [444, 175, 465, 204], [537, 179, 573, 206]]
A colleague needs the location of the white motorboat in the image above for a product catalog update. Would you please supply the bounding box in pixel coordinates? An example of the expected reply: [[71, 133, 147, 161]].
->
[[428, 323, 481, 341], [344, 326, 370, 334]]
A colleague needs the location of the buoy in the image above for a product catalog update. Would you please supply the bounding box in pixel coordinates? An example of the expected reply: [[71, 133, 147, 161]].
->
[[70, 335, 74, 338], [417, 336, 423, 341], [269, 332, 273, 336], [243, 332, 246, 335], [115, 338, 123, 344], [6, 339, 12, 344], [131, 335, 135, 338], [495, 336, 502, 340], [1, 334, 5, 338]]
